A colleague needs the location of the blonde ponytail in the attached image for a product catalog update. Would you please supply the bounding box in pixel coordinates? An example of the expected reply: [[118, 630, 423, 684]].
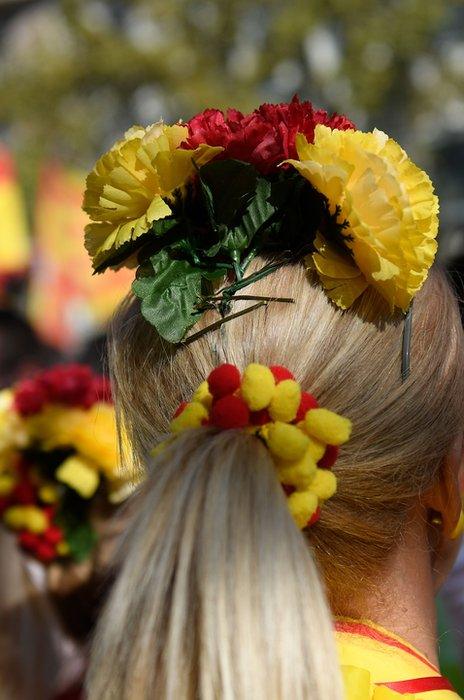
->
[[87, 428, 343, 699], [88, 257, 464, 697]]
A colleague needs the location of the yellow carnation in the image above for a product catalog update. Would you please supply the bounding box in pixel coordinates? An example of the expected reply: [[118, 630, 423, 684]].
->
[[68, 403, 119, 479], [287, 125, 438, 311], [30, 403, 120, 480], [83, 122, 222, 271], [0, 389, 28, 454]]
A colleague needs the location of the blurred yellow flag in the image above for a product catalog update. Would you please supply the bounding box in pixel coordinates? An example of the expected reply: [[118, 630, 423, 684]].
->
[[27, 163, 133, 350], [0, 145, 30, 275]]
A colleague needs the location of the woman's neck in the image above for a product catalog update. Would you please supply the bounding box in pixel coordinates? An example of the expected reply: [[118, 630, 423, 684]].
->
[[337, 513, 439, 666]]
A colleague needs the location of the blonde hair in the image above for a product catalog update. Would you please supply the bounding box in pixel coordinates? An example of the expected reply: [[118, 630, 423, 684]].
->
[[87, 262, 464, 698]]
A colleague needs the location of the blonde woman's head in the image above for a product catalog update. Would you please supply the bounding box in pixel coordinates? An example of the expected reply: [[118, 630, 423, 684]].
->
[[88, 261, 464, 698]]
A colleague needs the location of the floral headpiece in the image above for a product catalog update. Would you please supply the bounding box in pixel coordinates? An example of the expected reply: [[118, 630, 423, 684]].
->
[[83, 96, 438, 359], [156, 363, 351, 529], [0, 364, 131, 563]]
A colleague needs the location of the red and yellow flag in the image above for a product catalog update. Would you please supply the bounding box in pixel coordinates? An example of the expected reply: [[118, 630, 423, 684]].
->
[[0, 145, 30, 281], [28, 162, 133, 350]]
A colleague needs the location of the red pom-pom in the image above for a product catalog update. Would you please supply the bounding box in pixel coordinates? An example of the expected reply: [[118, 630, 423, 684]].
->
[[43, 525, 63, 545], [318, 445, 340, 469], [207, 364, 241, 399], [19, 531, 40, 551], [295, 392, 319, 422], [211, 395, 250, 429], [306, 507, 321, 528], [35, 541, 56, 563], [12, 480, 36, 505], [250, 408, 271, 425], [14, 379, 48, 416], [173, 402, 188, 418], [282, 484, 296, 497], [270, 365, 295, 383]]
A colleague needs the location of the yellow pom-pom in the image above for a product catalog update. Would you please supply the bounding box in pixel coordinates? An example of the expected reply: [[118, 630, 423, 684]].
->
[[307, 436, 326, 462], [287, 491, 319, 529], [38, 484, 60, 504], [0, 473, 16, 496], [241, 363, 275, 411], [269, 379, 301, 422], [193, 381, 213, 410], [305, 408, 352, 445], [170, 402, 209, 433], [277, 448, 317, 490], [4, 505, 48, 534], [56, 541, 70, 556], [56, 455, 100, 499], [309, 468, 337, 501], [266, 422, 309, 461]]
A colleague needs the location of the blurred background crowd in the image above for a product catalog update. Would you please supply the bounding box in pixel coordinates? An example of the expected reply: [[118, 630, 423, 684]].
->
[[0, 0, 463, 695]]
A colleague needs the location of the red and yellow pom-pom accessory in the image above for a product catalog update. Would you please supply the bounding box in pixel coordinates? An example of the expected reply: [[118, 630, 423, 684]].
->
[[161, 363, 351, 529], [0, 364, 131, 563]]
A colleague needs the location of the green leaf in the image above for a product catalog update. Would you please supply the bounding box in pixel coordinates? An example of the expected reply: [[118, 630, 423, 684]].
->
[[132, 249, 209, 343], [223, 177, 275, 256], [198, 159, 259, 229], [63, 521, 98, 563], [92, 216, 180, 274]]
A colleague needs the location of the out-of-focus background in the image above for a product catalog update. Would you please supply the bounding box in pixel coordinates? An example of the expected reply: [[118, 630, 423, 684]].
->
[[0, 0, 463, 691]]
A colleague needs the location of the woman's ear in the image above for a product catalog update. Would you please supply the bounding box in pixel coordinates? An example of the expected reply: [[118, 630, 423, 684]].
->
[[424, 433, 463, 538]]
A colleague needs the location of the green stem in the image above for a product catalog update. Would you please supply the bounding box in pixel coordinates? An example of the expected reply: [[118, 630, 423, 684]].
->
[[182, 301, 268, 345]]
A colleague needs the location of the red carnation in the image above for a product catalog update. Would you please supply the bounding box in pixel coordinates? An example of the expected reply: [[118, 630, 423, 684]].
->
[[185, 95, 355, 175], [40, 364, 94, 408], [90, 376, 112, 404], [14, 379, 48, 416]]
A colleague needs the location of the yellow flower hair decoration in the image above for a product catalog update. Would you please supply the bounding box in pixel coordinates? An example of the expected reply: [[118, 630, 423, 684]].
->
[[83, 122, 222, 272], [82, 98, 438, 368], [286, 125, 438, 312], [157, 363, 352, 529], [0, 364, 133, 563]]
